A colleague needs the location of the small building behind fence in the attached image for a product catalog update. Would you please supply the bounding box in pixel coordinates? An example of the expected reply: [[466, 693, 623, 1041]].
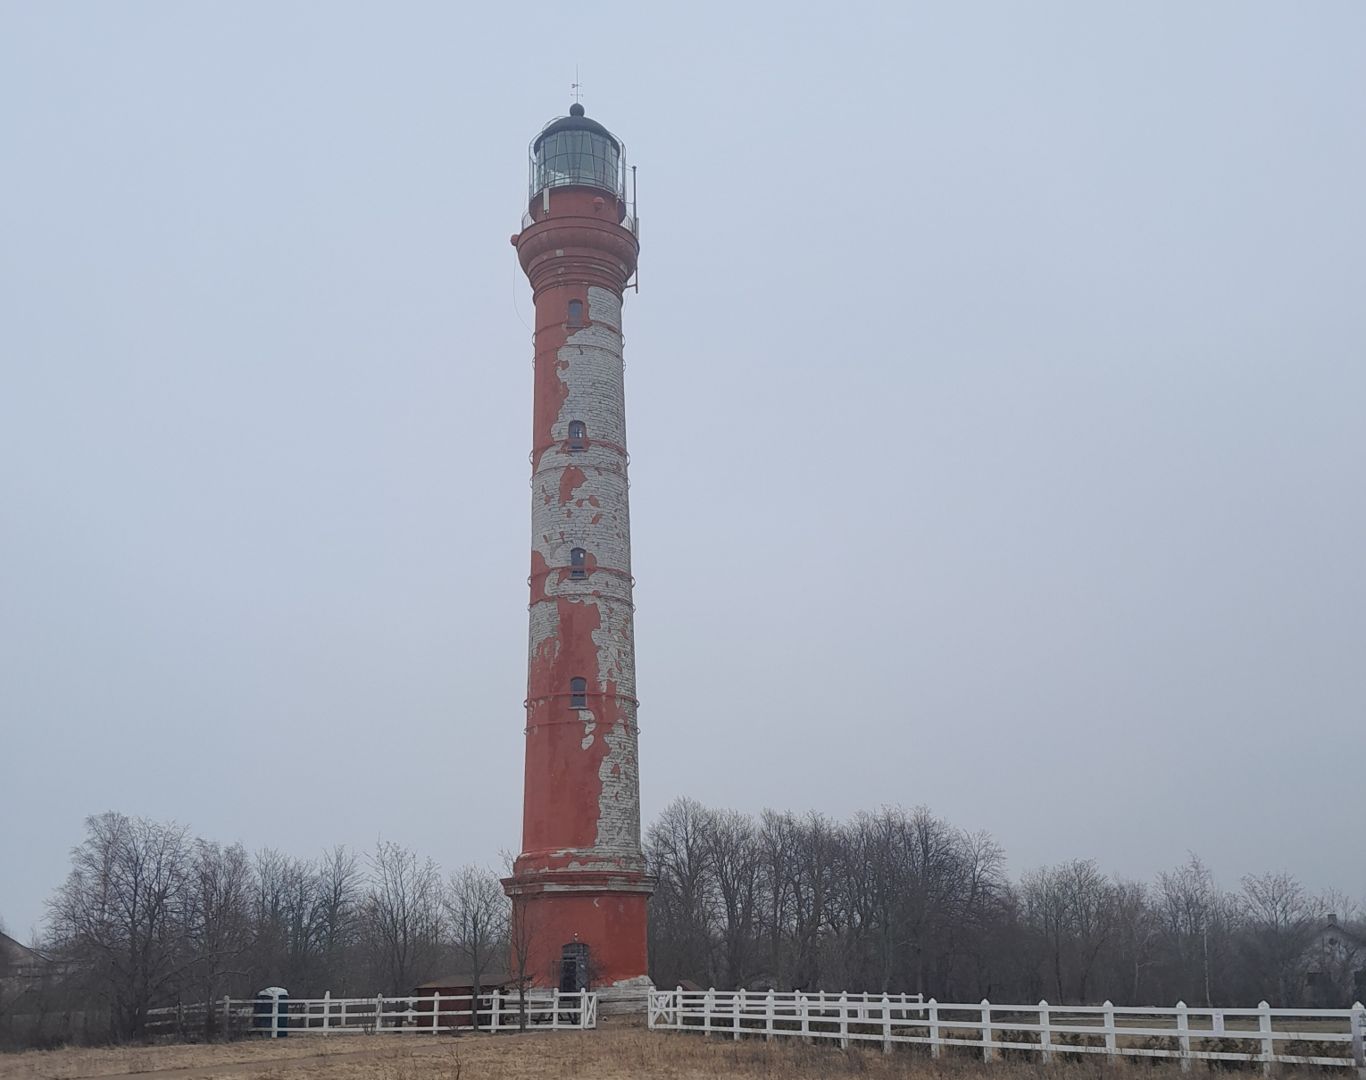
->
[[412, 973, 517, 1028]]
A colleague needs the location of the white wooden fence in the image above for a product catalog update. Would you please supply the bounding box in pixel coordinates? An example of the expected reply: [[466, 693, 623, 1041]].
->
[[648, 988, 1366, 1074], [146, 989, 596, 1038]]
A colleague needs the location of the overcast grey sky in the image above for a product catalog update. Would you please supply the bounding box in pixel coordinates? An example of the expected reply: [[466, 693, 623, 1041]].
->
[[2, 1, 1363, 940]]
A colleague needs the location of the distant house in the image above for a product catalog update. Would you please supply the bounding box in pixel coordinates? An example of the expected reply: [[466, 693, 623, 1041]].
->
[[0, 932, 55, 982], [0, 931, 64, 1012], [1301, 915, 1366, 1008]]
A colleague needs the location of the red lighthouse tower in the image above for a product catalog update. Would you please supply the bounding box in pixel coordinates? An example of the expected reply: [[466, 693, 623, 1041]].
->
[[502, 104, 653, 998]]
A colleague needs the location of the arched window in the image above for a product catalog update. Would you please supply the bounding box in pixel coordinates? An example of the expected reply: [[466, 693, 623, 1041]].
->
[[568, 420, 586, 450], [570, 548, 587, 579], [567, 299, 584, 326], [570, 677, 587, 709]]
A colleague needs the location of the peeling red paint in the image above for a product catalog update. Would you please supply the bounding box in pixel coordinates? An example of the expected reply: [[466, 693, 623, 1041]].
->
[[558, 466, 586, 506], [522, 594, 609, 851], [528, 550, 550, 605]]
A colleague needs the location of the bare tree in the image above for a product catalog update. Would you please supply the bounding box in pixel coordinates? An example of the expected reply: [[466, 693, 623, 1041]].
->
[[757, 810, 800, 989], [184, 840, 252, 1032], [1022, 863, 1070, 1001], [445, 866, 509, 1007], [900, 808, 975, 997], [704, 810, 761, 989], [365, 841, 443, 994], [1157, 854, 1225, 1006], [1239, 871, 1323, 1005], [250, 849, 327, 991], [315, 846, 363, 993], [645, 798, 716, 985], [1059, 859, 1117, 1002], [47, 812, 193, 1038], [785, 813, 841, 991], [1110, 879, 1159, 1002], [949, 829, 1009, 999], [1022, 859, 1116, 1002], [280, 857, 323, 988], [506, 894, 542, 1032]]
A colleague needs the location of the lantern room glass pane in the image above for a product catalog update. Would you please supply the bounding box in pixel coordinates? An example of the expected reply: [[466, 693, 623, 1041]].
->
[[533, 130, 621, 197]]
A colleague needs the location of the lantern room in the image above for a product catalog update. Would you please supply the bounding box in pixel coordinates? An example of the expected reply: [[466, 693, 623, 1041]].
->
[[529, 103, 625, 201]]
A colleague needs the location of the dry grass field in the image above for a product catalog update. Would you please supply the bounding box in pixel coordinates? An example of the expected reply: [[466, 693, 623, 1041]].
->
[[0, 1037, 365, 1080], [0, 1020, 1333, 1080]]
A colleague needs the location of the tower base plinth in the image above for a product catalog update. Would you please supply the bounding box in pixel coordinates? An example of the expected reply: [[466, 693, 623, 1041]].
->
[[503, 869, 654, 990]]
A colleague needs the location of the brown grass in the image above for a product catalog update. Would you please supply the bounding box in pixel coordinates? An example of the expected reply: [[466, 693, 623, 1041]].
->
[[0, 1038, 367, 1080], [0, 1019, 1333, 1080]]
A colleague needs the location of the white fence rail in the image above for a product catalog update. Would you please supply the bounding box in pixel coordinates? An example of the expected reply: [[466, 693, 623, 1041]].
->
[[648, 989, 1366, 1074], [146, 989, 596, 1038]]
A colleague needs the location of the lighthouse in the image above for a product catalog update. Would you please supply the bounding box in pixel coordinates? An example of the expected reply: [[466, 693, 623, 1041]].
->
[[502, 104, 653, 999]]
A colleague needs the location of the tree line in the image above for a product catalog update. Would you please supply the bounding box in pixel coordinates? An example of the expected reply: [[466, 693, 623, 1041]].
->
[[4, 801, 1361, 1048], [5, 812, 508, 1045], [645, 798, 1361, 1009]]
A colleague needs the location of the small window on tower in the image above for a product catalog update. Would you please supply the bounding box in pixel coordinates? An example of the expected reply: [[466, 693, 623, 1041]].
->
[[567, 299, 584, 326], [568, 420, 586, 450], [570, 677, 587, 708], [570, 548, 587, 579]]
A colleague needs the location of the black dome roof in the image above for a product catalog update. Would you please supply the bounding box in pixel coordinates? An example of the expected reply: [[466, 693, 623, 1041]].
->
[[533, 104, 620, 152]]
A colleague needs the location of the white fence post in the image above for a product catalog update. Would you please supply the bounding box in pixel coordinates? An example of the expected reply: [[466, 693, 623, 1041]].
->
[[580, 989, 588, 1030], [270, 997, 279, 1040], [735, 989, 744, 1040], [551, 989, 561, 1032], [1176, 1001, 1192, 1072], [881, 993, 892, 1055], [981, 999, 993, 1062], [766, 989, 775, 1042], [704, 988, 714, 1037], [928, 998, 941, 1059], [431, 991, 440, 1034], [1258, 1000, 1274, 1076], [491, 990, 502, 1033], [1213, 1008, 1225, 1036], [801, 991, 811, 1044], [1039, 1001, 1051, 1064], [1349, 1002, 1364, 1080], [839, 991, 849, 1049], [1104, 1000, 1117, 1056]]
